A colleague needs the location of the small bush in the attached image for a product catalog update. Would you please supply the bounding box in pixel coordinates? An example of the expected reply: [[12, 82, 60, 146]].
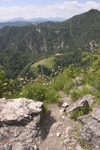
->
[[18, 80, 60, 105], [70, 106, 91, 120], [70, 84, 93, 101], [52, 74, 67, 91], [77, 138, 92, 150], [63, 79, 74, 94]]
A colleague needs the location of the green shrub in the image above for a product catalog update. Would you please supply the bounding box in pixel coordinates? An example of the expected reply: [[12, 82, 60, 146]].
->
[[18, 80, 59, 105], [52, 73, 67, 91], [70, 84, 93, 101], [70, 106, 91, 120], [77, 138, 92, 150], [0, 66, 13, 98], [63, 79, 74, 94]]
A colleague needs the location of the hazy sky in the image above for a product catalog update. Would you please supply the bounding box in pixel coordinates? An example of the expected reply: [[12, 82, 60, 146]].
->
[[0, 0, 100, 20]]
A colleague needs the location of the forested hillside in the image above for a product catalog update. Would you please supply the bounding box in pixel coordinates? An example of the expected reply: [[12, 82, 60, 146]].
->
[[0, 9, 100, 79], [1, 9, 100, 150], [0, 21, 42, 28]]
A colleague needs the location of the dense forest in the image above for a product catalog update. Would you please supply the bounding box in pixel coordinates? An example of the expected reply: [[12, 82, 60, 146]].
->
[[1, 9, 100, 150], [0, 9, 100, 121], [0, 9, 100, 80]]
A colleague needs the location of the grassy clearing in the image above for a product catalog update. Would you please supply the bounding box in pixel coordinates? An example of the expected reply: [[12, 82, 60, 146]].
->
[[31, 56, 54, 74]]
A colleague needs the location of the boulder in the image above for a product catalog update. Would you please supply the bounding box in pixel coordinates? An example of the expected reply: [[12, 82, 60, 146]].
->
[[73, 77, 83, 86], [0, 142, 37, 150], [56, 132, 61, 137], [66, 94, 95, 115], [76, 145, 84, 150], [65, 127, 73, 136], [79, 104, 100, 150], [61, 102, 69, 108], [90, 86, 97, 92], [0, 144, 12, 150], [0, 98, 44, 148], [59, 108, 66, 115]]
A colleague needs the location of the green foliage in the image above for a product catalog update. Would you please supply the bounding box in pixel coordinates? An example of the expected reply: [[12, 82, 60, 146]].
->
[[77, 138, 93, 150], [38, 65, 52, 76], [0, 9, 100, 115], [70, 107, 91, 120], [52, 64, 82, 92], [64, 80, 73, 94], [83, 48, 100, 72], [64, 64, 75, 78], [0, 9, 100, 80], [19, 60, 36, 79], [0, 21, 41, 28], [18, 79, 59, 105], [37, 21, 60, 28], [53, 51, 88, 71], [0, 66, 13, 98], [70, 84, 93, 101], [74, 131, 92, 149], [52, 73, 67, 91]]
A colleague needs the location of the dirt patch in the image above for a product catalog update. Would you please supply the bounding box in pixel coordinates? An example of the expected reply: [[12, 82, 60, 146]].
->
[[38, 91, 83, 150]]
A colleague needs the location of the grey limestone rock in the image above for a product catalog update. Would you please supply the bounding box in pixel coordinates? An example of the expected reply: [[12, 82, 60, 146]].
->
[[65, 127, 73, 136], [73, 77, 83, 86], [90, 86, 97, 92], [66, 94, 95, 115], [0, 98, 44, 148], [0, 142, 37, 150], [61, 102, 69, 108], [56, 132, 61, 137], [79, 103, 100, 149], [0, 144, 12, 150], [76, 145, 84, 150]]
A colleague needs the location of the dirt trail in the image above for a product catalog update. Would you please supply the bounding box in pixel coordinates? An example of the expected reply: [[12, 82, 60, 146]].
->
[[38, 91, 82, 150]]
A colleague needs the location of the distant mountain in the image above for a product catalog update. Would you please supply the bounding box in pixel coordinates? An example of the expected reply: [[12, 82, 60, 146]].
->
[[28, 17, 67, 22], [10, 18, 26, 22], [0, 21, 33, 28], [0, 18, 26, 23], [0, 17, 67, 23], [0, 17, 67, 28], [0, 21, 43, 28], [0, 20, 6, 23], [27, 18, 47, 22], [46, 17, 66, 22]]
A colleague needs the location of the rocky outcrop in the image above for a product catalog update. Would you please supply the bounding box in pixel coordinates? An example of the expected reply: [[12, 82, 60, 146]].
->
[[61, 102, 69, 108], [0, 98, 45, 150], [79, 103, 100, 150], [90, 40, 99, 52], [73, 77, 83, 86], [66, 94, 95, 115], [0, 142, 37, 150]]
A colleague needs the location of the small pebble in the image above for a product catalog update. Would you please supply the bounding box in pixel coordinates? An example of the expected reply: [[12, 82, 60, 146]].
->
[[57, 132, 61, 137]]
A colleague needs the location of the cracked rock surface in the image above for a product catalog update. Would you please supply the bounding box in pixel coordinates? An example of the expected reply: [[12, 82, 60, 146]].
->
[[0, 98, 44, 149]]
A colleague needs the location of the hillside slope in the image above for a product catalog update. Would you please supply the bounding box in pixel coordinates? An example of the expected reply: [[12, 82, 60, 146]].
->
[[0, 9, 100, 79]]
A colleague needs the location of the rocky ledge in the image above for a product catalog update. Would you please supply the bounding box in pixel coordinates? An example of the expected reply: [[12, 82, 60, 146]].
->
[[79, 103, 100, 150], [0, 98, 45, 150]]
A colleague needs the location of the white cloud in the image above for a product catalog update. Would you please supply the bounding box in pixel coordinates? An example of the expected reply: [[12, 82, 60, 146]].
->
[[0, 1, 100, 20]]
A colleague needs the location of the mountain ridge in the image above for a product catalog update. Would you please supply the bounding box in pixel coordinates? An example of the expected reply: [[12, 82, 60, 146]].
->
[[0, 17, 67, 23], [0, 9, 100, 79]]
